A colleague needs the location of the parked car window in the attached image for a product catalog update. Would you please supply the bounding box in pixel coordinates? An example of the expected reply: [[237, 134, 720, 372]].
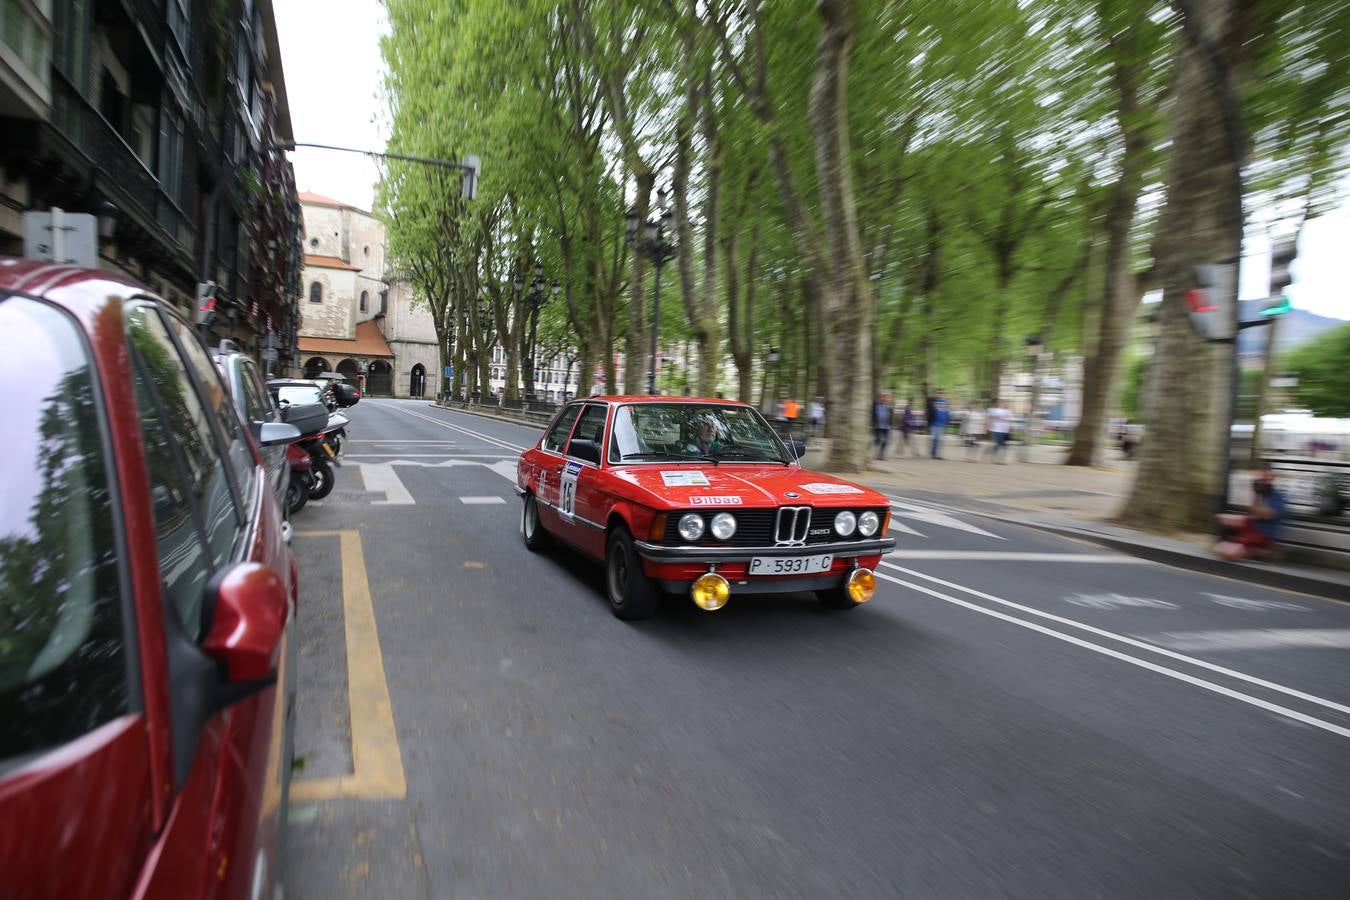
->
[[164, 315, 255, 504], [543, 404, 582, 454], [238, 360, 276, 427], [0, 296, 129, 768], [126, 306, 241, 637], [567, 405, 608, 459]]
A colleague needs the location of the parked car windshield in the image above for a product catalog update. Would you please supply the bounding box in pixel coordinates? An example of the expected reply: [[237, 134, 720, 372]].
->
[[609, 403, 789, 464], [0, 296, 128, 770]]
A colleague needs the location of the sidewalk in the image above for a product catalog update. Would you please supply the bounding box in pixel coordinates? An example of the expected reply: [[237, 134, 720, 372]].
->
[[811, 438, 1350, 603]]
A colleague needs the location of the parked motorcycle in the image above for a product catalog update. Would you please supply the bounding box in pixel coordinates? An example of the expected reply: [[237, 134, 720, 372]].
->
[[285, 442, 314, 515], [303, 413, 347, 501]]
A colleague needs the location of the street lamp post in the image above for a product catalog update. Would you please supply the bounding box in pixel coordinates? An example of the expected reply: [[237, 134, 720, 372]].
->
[[625, 188, 677, 395], [517, 261, 559, 403]]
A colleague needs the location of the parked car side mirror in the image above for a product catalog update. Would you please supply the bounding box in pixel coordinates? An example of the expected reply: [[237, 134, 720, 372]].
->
[[568, 439, 602, 465], [202, 562, 287, 686], [259, 421, 303, 447]]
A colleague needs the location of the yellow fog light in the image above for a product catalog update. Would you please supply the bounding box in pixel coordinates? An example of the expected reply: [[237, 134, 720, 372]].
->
[[691, 572, 730, 611], [847, 568, 876, 604]]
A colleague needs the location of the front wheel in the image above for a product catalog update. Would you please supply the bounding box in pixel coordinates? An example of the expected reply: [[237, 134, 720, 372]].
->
[[605, 527, 660, 620], [521, 493, 551, 551], [308, 460, 335, 500], [286, 476, 308, 516]]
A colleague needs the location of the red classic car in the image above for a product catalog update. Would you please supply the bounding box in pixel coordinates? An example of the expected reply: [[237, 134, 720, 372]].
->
[[0, 258, 300, 899], [516, 396, 896, 618]]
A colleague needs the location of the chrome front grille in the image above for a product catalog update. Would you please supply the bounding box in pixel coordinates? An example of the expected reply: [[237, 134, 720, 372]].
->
[[774, 506, 812, 546]]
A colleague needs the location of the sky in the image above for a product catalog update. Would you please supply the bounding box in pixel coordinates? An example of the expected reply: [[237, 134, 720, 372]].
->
[[272, 1, 1347, 321]]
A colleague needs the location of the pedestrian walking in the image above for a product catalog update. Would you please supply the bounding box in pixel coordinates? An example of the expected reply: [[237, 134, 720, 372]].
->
[[873, 392, 893, 460], [899, 398, 918, 457], [808, 396, 825, 440], [962, 404, 986, 462], [986, 399, 1013, 462], [928, 389, 950, 459]]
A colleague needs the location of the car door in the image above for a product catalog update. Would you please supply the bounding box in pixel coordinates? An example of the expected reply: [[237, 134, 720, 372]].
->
[[0, 294, 154, 900], [238, 359, 287, 510], [561, 403, 610, 558], [535, 403, 583, 533], [125, 304, 286, 900]]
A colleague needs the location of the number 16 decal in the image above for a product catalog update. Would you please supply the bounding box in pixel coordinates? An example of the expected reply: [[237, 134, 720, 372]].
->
[[560, 460, 583, 519]]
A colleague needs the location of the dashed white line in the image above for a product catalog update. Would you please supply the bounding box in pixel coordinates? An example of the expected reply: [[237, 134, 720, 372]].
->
[[885, 551, 1149, 563], [399, 408, 526, 452], [459, 496, 507, 505]]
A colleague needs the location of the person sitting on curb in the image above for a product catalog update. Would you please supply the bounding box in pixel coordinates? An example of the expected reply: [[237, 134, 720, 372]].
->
[[1215, 463, 1287, 561]]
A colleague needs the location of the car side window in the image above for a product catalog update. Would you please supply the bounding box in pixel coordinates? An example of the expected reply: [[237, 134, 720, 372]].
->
[[126, 306, 240, 639], [1, 297, 130, 767], [238, 360, 275, 427], [567, 405, 607, 460], [543, 404, 582, 454], [164, 315, 255, 503]]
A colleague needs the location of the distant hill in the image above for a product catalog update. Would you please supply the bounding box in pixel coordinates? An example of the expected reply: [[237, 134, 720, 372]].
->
[[1237, 306, 1344, 356]]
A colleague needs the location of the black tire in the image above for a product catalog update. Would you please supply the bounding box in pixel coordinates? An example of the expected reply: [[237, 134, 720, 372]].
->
[[308, 460, 335, 500], [817, 585, 864, 611], [521, 493, 552, 551], [605, 526, 660, 620], [286, 476, 308, 516]]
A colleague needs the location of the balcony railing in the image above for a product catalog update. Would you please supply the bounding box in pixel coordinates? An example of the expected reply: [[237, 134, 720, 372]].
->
[[52, 71, 197, 272]]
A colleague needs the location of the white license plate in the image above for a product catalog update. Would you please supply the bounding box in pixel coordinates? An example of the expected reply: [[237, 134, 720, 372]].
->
[[747, 554, 833, 576]]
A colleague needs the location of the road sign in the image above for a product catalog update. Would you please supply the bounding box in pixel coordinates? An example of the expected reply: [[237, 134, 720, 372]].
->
[[262, 347, 278, 362], [444, 365, 454, 379], [23, 209, 97, 267]]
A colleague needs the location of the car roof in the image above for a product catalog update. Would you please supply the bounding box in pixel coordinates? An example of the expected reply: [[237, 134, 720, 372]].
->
[[584, 395, 748, 406], [0, 257, 162, 329]]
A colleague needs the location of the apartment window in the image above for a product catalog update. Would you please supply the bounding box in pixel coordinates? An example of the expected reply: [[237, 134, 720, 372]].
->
[[168, 0, 189, 55], [157, 110, 185, 203], [53, 0, 90, 92], [309, 282, 322, 303], [359, 290, 367, 312]]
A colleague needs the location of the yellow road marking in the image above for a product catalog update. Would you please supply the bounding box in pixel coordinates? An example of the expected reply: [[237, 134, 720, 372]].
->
[[463, 560, 486, 569], [291, 530, 407, 801]]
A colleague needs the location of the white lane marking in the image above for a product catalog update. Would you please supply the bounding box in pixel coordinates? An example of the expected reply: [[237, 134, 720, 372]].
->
[[889, 500, 1004, 540], [873, 569, 1350, 741], [881, 563, 1350, 718], [486, 459, 519, 484], [459, 496, 507, 505], [356, 463, 416, 505], [885, 551, 1148, 563], [1205, 593, 1310, 613], [400, 408, 526, 452], [1152, 630, 1350, 652], [345, 440, 460, 444], [1065, 593, 1178, 610], [888, 519, 926, 538], [346, 453, 515, 459]]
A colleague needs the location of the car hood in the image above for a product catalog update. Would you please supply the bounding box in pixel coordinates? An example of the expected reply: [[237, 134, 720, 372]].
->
[[609, 464, 887, 509]]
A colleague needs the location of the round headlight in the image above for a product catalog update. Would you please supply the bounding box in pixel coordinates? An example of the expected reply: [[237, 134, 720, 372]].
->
[[834, 510, 857, 536], [678, 513, 705, 541], [858, 510, 880, 537], [710, 512, 737, 540]]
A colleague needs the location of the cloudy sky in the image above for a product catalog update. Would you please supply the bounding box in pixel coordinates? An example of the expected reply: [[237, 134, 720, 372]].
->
[[274, 1, 1346, 321]]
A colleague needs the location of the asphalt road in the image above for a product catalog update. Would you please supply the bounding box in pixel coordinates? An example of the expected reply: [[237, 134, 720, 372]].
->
[[284, 398, 1350, 900]]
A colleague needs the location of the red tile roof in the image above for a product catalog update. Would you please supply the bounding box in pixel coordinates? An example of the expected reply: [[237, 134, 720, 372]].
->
[[297, 191, 351, 208], [297, 320, 393, 358], [303, 254, 361, 271]]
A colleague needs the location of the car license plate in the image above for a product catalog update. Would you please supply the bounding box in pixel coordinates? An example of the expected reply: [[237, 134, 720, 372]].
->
[[747, 554, 833, 576]]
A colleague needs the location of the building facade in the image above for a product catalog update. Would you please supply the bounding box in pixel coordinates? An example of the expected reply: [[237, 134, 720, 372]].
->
[[295, 192, 440, 397], [0, 0, 303, 370], [487, 345, 580, 402]]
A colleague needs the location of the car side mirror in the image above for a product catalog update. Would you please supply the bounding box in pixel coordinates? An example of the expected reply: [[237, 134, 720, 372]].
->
[[569, 439, 602, 465], [202, 562, 287, 686], [788, 440, 807, 462], [259, 421, 302, 447]]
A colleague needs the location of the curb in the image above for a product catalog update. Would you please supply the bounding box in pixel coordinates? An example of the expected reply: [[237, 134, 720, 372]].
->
[[428, 402, 551, 429], [920, 499, 1350, 603]]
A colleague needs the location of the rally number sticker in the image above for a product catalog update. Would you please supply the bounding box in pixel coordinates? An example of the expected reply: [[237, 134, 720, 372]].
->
[[800, 482, 864, 495], [660, 471, 711, 487], [559, 461, 583, 518]]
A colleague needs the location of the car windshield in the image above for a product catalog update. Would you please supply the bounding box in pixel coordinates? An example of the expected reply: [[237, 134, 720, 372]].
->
[[609, 403, 789, 464], [276, 384, 323, 406]]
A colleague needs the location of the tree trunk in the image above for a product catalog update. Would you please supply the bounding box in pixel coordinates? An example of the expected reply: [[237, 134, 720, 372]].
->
[[1119, 0, 1253, 531], [809, 0, 872, 472], [625, 175, 653, 393]]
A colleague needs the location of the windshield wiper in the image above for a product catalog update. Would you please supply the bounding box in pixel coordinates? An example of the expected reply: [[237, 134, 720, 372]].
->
[[620, 451, 704, 461], [710, 448, 788, 465]]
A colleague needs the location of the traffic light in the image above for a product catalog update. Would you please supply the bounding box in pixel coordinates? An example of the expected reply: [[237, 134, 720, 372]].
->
[[1269, 238, 1296, 295], [1259, 296, 1292, 317], [1185, 263, 1236, 341]]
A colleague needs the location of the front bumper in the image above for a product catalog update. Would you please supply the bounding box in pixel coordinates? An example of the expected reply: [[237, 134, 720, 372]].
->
[[633, 536, 896, 563]]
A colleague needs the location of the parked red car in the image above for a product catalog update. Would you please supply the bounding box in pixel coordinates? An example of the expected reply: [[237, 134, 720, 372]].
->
[[516, 397, 896, 618], [0, 258, 300, 899]]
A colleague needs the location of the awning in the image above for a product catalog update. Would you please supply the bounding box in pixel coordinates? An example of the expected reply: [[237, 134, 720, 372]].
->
[[297, 320, 393, 358]]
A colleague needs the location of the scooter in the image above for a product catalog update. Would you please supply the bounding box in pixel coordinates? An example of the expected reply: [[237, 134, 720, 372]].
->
[[302, 414, 347, 501]]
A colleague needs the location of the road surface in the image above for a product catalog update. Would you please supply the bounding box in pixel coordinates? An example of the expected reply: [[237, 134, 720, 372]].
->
[[284, 398, 1350, 899]]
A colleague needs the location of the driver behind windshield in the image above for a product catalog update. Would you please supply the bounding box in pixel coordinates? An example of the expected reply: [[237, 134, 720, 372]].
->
[[687, 418, 722, 456]]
